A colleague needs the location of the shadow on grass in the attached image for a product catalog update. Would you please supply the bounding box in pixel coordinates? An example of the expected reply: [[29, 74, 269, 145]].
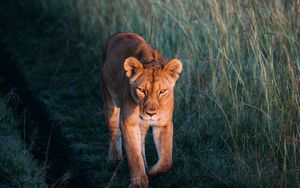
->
[[0, 44, 94, 187]]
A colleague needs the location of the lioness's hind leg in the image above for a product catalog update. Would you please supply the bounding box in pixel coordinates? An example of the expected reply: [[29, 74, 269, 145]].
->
[[103, 85, 123, 163], [107, 106, 122, 163]]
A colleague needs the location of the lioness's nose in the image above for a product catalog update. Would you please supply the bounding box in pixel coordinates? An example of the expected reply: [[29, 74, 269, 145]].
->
[[145, 104, 157, 117]]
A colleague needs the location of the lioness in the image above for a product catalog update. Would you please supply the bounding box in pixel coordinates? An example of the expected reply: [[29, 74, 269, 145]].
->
[[102, 32, 182, 188]]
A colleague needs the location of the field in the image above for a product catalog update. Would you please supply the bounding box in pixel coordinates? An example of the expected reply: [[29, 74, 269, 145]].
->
[[0, 99, 46, 188], [0, 0, 299, 187]]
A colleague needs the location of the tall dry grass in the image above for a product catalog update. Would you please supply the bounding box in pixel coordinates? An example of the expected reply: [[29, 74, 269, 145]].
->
[[30, 0, 300, 186]]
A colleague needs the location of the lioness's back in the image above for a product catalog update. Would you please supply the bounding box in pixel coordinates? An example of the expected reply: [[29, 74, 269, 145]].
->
[[105, 32, 145, 61], [103, 32, 165, 95], [104, 32, 165, 68]]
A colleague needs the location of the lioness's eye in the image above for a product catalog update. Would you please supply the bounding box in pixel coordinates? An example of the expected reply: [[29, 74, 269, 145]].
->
[[159, 89, 167, 95], [137, 88, 145, 93]]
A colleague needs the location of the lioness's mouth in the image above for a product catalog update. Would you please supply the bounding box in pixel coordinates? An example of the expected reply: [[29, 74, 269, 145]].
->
[[139, 114, 159, 121], [139, 115, 149, 120]]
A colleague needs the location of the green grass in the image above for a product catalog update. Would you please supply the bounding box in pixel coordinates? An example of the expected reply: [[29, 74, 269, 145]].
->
[[0, 99, 46, 188], [1, 0, 299, 187]]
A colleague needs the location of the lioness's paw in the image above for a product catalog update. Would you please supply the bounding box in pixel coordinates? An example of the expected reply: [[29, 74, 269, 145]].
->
[[128, 175, 148, 188], [107, 147, 123, 169], [108, 152, 123, 161], [148, 163, 171, 176]]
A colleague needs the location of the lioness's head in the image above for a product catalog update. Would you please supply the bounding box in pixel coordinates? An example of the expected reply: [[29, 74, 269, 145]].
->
[[124, 57, 182, 124]]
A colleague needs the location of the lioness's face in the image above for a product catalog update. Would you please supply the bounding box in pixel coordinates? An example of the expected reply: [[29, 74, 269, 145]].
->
[[124, 57, 182, 124], [131, 69, 174, 122]]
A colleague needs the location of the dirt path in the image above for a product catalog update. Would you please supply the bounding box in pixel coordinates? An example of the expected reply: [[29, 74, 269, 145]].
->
[[0, 44, 92, 187]]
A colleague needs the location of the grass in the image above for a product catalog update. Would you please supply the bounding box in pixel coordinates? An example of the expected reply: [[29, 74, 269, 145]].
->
[[0, 0, 299, 187], [0, 98, 46, 188]]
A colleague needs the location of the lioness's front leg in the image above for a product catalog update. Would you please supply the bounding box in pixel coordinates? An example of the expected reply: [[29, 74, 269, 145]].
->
[[121, 107, 148, 188], [140, 123, 150, 169], [149, 121, 173, 176]]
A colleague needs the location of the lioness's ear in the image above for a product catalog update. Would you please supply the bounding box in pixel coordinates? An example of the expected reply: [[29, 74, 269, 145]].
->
[[124, 57, 144, 82], [163, 59, 182, 81]]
